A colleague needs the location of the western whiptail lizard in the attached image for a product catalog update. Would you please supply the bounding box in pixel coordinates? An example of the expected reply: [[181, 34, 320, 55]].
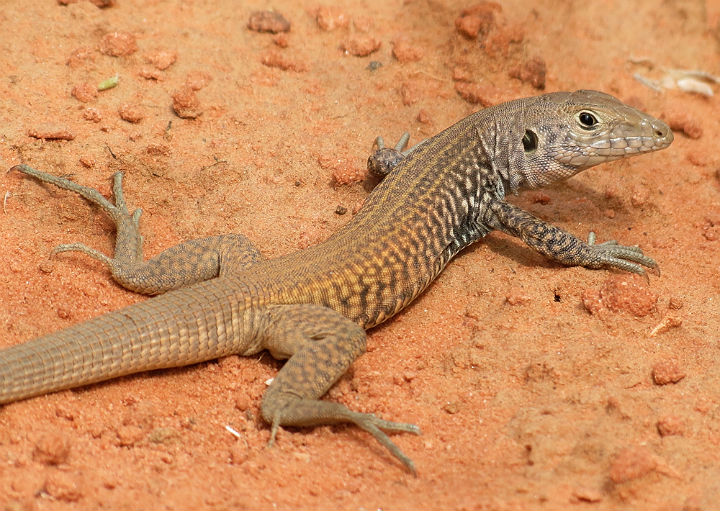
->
[[2, 90, 673, 473]]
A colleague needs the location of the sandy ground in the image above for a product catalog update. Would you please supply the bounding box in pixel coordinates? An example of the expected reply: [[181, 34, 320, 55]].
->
[[1, 0, 719, 509]]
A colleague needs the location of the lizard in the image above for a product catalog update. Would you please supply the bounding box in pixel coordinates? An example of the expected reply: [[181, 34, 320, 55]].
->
[[2, 90, 672, 474]]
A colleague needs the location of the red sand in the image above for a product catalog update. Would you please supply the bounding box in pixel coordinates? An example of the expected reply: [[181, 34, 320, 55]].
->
[[1, 1, 719, 508]]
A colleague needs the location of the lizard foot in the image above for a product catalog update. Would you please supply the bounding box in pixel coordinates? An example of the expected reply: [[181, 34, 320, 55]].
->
[[586, 231, 658, 275], [367, 132, 412, 178], [269, 409, 421, 475], [11, 164, 143, 269]]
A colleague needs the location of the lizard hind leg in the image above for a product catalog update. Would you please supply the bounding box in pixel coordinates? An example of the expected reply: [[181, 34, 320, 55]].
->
[[260, 303, 421, 474], [11, 164, 263, 295]]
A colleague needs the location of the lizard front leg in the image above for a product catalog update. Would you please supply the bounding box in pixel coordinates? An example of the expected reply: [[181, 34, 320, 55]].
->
[[11, 164, 262, 295], [367, 132, 431, 179], [487, 199, 657, 274], [260, 303, 420, 474]]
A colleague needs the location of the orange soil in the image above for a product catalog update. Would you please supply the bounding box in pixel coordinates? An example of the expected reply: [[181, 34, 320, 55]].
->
[[1, 0, 719, 509]]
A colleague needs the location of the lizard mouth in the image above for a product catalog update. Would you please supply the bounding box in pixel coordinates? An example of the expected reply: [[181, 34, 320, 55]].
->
[[590, 118, 674, 155], [559, 117, 673, 168]]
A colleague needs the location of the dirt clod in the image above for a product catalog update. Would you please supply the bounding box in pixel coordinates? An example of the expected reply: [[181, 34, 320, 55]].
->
[[27, 126, 75, 140], [315, 6, 349, 31], [582, 275, 658, 317], [609, 446, 657, 484], [71, 82, 98, 103], [43, 472, 83, 502], [652, 360, 686, 385], [508, 56, 546, 89], [657, 415, 684, 436], [33, 434, 71, 465], [172, 87, 202, 119], [341, 35, 381, 57], [100, 32, 138, 57], [455, 2, 501, 40], [248, 11, 291, 33], [118, 103, 144, 123]]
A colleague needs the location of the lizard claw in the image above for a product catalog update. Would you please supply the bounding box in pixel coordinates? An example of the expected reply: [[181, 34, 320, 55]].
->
[[368, 133, 410, 179], [350, 411, 421, 476], [586, 231, 659, 275]]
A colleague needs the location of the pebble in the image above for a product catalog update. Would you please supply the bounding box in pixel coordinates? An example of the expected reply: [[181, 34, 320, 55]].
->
[[652, 359, 686, 385]]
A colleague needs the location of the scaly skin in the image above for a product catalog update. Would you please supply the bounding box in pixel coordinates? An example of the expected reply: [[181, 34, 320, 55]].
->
[[2, 90, 672, 474]]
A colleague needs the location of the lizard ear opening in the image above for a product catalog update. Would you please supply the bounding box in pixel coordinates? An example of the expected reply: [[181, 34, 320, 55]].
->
[[522, 129, 538, 153]]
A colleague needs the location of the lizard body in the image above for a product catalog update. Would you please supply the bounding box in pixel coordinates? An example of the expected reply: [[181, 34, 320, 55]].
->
[[2, 90, 672, 473]]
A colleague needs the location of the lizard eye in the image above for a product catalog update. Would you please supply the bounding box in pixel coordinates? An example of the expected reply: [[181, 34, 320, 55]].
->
[[522, 129, 538, 153], [578, 111, 598, 128]]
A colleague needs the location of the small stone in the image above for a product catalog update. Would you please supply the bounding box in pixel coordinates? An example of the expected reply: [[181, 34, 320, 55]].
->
[[145, 49, 176, 70], [454, 82, 501, 106], [118, 103, 144, 123], [403, 371, 417, 382], [505, 287, 531, 305], [315, 6, 349, 31], [630, 184, 650, 208], [335, 205, 347, 215], [416, 109, 432, 124], [609, 446, 657, 484], [27, 126, 74, 141], [39, 259, 55, 273], [443, 401, 460, 414], [247, 10, 291, 33], [454, 2, 501, 39], [319, 154, 365, 187], [185, 70, 212, 91], [229, 444, 248, 465], [79, 156, 95, 168], [523, 362, 558, 385], [172, 87, 202, 119], [400, 81, 423, 106], [234, 394, 251, 412], [139, 67, 162, 80], [531, 192, 551, 204], [71, 82, 98, 103], [656, 415, 684, 436], [273, 33, 289, 48], [147, 427, 178, 444], [652, 360, 686, 385], [83, 107, 102, 123], [146, 144, 170, 156], [484, 23, 525, 57], [43, 472, 82, 502], [668, 297, 684, 310], [341, 35, 381, 57], [260, 51, 307, 72], [664, 110, 702, 139], [66, 46, 95, 68], [100, 32, 138, 57], [33, 433, 71, 465], [582, 274, 658, 317], [508, 56, 546, 89], [55, 404, 77, 421], [115, 424, 144, 446], [572, 487, 603, 503], [391, 38, 424, 63]]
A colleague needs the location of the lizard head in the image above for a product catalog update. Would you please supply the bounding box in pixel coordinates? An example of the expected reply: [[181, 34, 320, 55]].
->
[[512, 90, 673, 190]]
